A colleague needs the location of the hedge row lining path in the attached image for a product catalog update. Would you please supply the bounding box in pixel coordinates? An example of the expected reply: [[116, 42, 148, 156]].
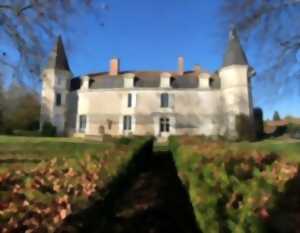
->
[[58, 146, 201, 233]]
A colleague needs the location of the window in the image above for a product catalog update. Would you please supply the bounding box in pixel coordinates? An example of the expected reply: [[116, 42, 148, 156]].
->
[[160, 117, 170, 132], [123, 115, 132, 131], [57, 76, 62, 85], [161, 93, 169, 108], [107, 119, 113, 130], [79, 115, 87, 132], [56, 93, 62, 106], [128, 93, 132, 108]]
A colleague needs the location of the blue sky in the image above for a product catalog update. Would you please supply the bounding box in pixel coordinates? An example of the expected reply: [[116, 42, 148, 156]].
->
[[3, 0, 299, 119], [67, 0, 223, 74]]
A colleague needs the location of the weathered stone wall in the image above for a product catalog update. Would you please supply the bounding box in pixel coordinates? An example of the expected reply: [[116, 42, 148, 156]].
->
[[40, 69, 72, 135], [76, 88, 236, 137]]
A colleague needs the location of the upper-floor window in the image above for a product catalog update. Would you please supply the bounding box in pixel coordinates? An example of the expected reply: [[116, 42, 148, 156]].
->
[[161, 93, 169, 108], [56, 93, 62, 106], [57, 76, 66, 87], [57, 76, 62, 85], [79, 115, 87, 132], [128, 93, 132, 108], [123, 115, 132, 131]]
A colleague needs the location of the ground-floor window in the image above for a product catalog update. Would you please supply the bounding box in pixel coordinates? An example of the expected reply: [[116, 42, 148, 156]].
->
[[123, 115, 132, 131], [160, 117, 170, 132], [79, 115, 87, 132]]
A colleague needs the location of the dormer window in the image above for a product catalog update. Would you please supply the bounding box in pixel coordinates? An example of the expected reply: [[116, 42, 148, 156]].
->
[[161, 93, 169, 108], [124, 73, 135, 88], [160, 72, 172, 88]]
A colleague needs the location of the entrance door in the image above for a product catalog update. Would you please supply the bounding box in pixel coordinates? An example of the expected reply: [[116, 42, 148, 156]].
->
[[159, 117, 170, 137]]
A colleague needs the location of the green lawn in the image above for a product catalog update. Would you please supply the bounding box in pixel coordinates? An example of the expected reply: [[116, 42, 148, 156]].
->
[[0, 135, 150, 232], [172, 136, 300, 162], [0, 135, 112, 158], [170, 136, 300, 233], [228, 139, 300, 162]]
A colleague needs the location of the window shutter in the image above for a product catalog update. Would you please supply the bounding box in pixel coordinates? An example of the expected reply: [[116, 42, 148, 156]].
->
[[118, 116, 123, 134], [170, 116, 176, 134], [133, 93, 137, 108], [170, 94, 175, 108], [132, 116, 136, 132], [122, 94, 126, 110], [154, 117, 159, 136]]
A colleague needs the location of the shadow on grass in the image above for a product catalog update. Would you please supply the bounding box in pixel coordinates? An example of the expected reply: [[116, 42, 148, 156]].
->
[[57, 140, 201, 233], [0, 158, 42, 164], [266, 166, 300, 233]]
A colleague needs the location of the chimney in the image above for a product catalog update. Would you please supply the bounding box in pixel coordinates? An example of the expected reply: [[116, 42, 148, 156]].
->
[[109, 58, 119, 76], [194, 65, 201, 75], [178, 56, 184, 76]]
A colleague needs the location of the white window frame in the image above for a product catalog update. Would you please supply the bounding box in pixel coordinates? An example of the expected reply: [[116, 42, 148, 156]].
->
[[128, 93, 132, 108], [121, 115, 135, 135], [78, 115, 87, 133], [160, 117, 170, 133], [124, 92, 137, 109], [161, 93, 174, 109], [123, 115, 132, 131]]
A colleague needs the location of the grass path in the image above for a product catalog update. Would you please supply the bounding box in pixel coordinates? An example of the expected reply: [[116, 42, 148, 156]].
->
[[59, 147, 200, 233]]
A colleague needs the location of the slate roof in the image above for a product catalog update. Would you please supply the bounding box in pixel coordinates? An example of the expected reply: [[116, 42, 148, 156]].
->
[[88, 71, 204, 89], [223, 29, 248, 67], [67, 70, 221, 90], [46, 36, 70, 71]]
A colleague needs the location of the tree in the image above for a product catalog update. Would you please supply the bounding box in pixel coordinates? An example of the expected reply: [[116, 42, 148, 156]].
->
[[273, 111, 281, 121], [253, 107, 264, 139], [14, 93, 40, 130], [0, 0, 107, 83], [220, 1, 300, 94], [0, 76, 4, 132], [235, 114, 256, 141], [2, 82, 40, 133]]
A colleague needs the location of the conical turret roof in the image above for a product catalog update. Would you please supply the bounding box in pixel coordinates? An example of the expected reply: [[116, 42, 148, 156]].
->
[[46, 36, 70, 70], [223, 28, 248, 67]]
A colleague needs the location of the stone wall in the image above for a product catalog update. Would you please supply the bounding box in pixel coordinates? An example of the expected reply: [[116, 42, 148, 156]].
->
[[76, 88, 241, 137]]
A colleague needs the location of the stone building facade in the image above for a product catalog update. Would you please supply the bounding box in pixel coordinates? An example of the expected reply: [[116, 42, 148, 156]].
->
[[40, 30, 255, 138]]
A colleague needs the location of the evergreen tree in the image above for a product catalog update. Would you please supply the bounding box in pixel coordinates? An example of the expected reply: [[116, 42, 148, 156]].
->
[[273, 111, 281, 121], [254, 107, 264, 139]]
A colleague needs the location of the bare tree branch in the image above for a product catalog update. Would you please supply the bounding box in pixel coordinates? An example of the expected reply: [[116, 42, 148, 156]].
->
[[0, 4, 33, 16], [0, 1, 106, 85], [220, 0, 300, 96]]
